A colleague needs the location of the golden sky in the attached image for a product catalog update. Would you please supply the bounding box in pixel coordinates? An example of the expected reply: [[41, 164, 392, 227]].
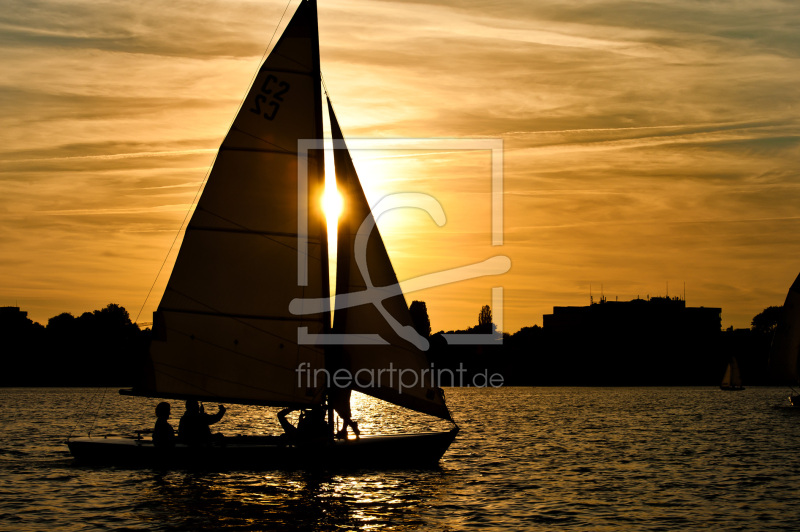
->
[[1, 0, 799, 333]]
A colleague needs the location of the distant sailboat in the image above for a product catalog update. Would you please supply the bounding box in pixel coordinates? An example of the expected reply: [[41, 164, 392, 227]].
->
[[719, 357, 744, 391], [770, 272, 800, 405], [67, 0, 458, 468]]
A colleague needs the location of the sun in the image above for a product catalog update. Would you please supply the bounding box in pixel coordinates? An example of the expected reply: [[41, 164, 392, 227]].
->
[[322, 187, 343, 222]]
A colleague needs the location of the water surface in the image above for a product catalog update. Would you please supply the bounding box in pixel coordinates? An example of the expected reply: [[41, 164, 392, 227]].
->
[[1, 387, 799, 530]]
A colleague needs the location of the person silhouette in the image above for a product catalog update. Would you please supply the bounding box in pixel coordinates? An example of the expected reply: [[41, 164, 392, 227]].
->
[[277, 406, 329, 443], [330, 388, 360, 440], [152, 401, 176, 447], [177, 400, 226, 445]]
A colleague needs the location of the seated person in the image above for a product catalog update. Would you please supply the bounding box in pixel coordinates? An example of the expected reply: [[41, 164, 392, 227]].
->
[[178, 400, 226, 445], [277, 406, 329, 443], [152, 401, 176, 447]]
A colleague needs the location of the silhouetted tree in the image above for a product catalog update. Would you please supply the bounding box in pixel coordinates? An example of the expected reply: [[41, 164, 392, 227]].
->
[[751, 306, 783, 336], [95, 303, 133, 327], [409, 300, 431, 338], [0, 307, 45, 385], [509, 325, 542, 344], [1, 303, 149, 386], [47, 312, 76, 331], [477, 305, 493, 334]]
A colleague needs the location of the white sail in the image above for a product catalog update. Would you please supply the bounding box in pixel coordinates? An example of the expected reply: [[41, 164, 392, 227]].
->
[[135, 0, 329, 406], [771, 272, 800, 384], [328, 100, 452, 421]]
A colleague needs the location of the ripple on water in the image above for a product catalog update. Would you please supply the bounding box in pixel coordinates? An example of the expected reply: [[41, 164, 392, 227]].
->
[[3, 387, 800, 530]]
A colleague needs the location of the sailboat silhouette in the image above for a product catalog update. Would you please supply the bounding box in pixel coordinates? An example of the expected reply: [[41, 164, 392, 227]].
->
[[68, 0, 459, 468]]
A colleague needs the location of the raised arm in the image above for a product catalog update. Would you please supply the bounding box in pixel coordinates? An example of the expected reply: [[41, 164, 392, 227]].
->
[[205, 404, 226, 425], [277, 408, 298, 436]]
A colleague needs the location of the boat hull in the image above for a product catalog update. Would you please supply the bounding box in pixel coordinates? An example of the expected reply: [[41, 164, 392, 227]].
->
[[67, 428, 459, 470]]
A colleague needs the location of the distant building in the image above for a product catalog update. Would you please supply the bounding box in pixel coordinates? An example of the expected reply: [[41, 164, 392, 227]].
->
[[541, 296, 722, 385], [543, 296, 721, 335], [0, 306, 30, 326]]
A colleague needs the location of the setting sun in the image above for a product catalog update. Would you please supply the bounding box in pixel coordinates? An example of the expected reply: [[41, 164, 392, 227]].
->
[[322, 186, 343, 222], [1, 0, 799, 335]]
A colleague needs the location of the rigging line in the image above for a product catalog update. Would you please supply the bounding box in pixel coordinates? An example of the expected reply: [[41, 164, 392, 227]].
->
[[231, 0, 295, 127], [133, 162, 209, 325], [132, 1, 295, 325], [265, 0, 295, 62], [87, 387, 108, 437], [67, 387, 104, 440], [165, 287, 321, 349], [321, 71, 330, 100], [226, 125, 295, 154], [197, 207, 324, 261]]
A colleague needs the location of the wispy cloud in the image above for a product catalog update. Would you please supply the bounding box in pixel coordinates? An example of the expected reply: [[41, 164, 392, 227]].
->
[[1, 0, 799, 331]]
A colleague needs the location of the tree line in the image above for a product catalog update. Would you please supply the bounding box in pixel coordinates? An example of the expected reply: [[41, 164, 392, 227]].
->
[[0, 302, 782, 387], [0, 304, 149, 386]]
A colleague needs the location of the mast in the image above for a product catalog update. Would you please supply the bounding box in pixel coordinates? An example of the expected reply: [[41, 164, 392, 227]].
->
[[307, 0, 335, 432], [310, 0, 329, 337]]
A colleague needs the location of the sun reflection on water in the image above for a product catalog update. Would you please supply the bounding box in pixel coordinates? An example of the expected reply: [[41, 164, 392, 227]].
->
[[132, 467, 451, 531], [11, 387, 800, 530]]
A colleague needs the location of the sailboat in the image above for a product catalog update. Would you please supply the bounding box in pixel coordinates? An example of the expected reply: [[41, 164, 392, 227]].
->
[[719, 357, 744, 391], [67, 0, 458, 468], [770, 272, 800, 406]]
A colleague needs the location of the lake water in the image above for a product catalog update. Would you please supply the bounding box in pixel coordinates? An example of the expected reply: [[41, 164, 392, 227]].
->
[[1, 387, 800, 531]]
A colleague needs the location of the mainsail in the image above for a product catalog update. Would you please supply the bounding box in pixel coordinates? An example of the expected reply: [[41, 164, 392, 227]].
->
[[328, 100, 452, 421], [770, 272, 800, 385], [131, 0, 329, 406], [126, 0, 453, 423]]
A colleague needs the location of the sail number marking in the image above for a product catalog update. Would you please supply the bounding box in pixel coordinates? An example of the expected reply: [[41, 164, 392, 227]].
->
[[250, 74, 290, 120]]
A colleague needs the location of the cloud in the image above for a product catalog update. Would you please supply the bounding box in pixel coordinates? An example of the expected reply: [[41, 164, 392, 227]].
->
[[2, 0, 800, 332], [0, 0, 291, 58]]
